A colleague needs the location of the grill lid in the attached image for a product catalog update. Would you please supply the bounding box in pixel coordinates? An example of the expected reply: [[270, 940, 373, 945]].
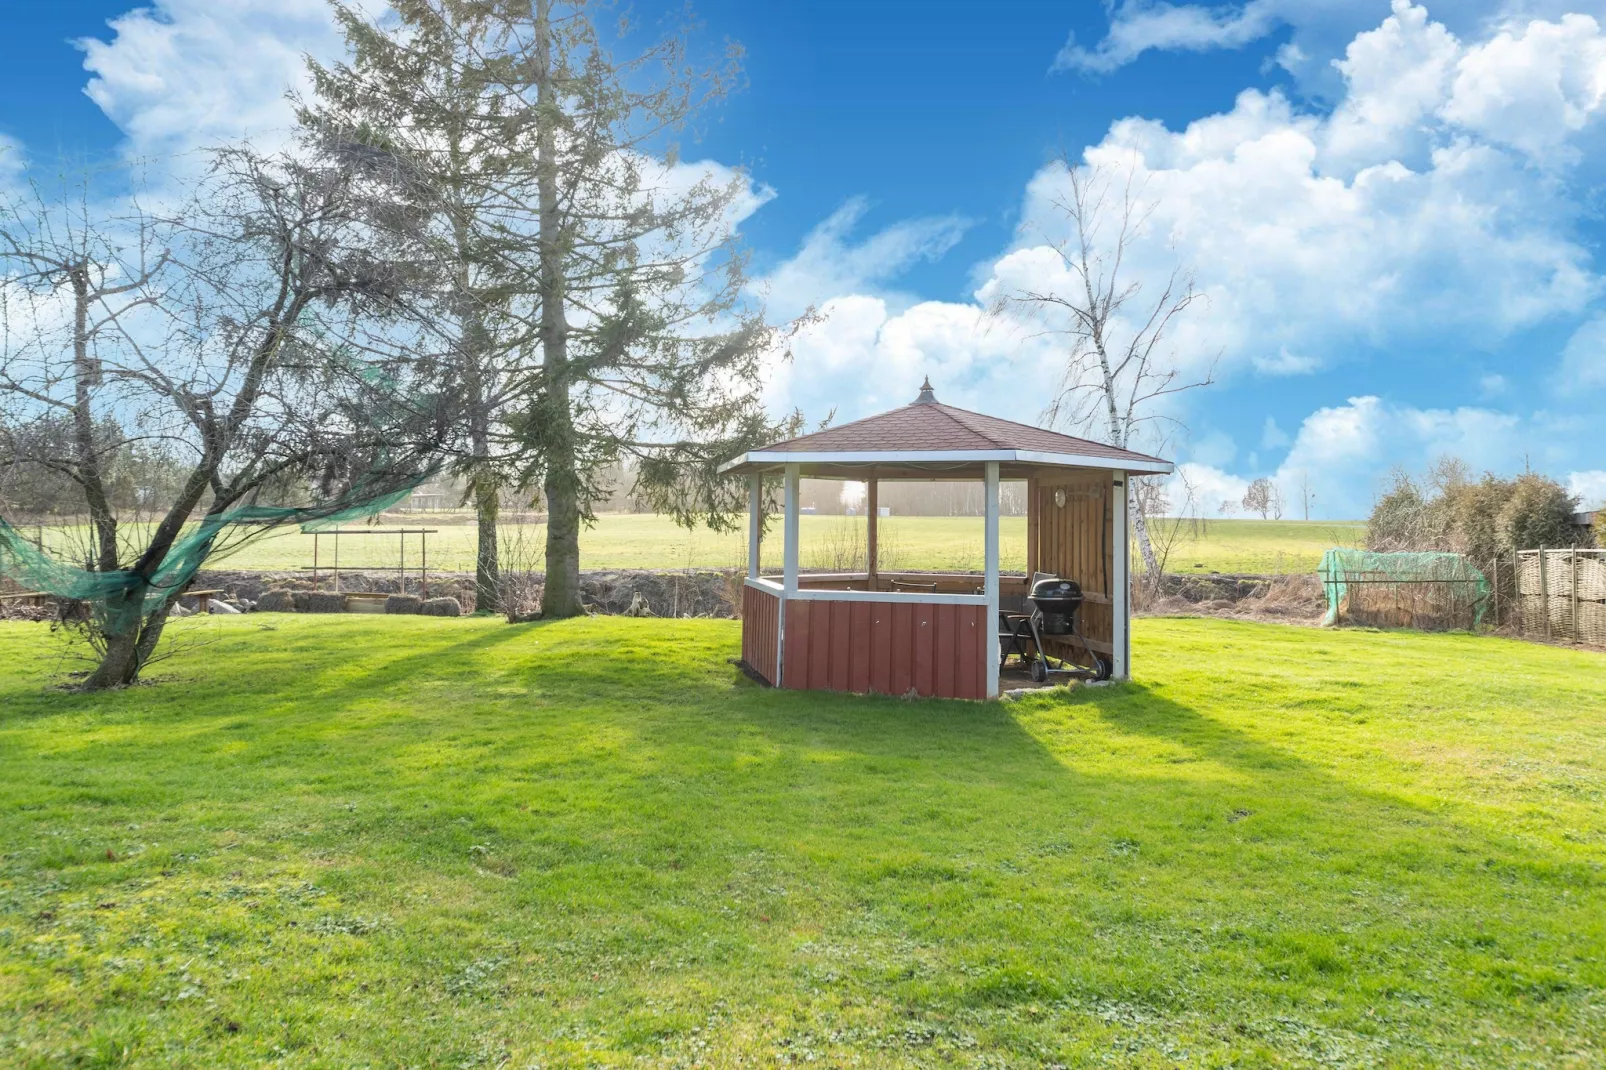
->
[[1030, 577, 1084, 605]]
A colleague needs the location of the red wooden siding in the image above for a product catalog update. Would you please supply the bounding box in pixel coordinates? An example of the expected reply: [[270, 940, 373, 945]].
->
[[782, 598, 987, 700], [740, 583, 781, 685]]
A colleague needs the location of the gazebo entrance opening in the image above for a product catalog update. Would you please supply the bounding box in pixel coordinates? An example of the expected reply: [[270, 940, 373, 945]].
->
[[720, 381, 1172, 700]]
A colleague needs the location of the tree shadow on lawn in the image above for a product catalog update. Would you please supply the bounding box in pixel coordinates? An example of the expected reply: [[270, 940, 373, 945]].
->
[[714, 680, 1595, 924], [9, 616, 1589, 912]]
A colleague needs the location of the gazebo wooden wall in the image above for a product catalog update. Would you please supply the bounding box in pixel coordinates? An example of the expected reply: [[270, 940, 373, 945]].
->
[[1026, 469, 1116, 669], [741, 583, 781, 684], [780, 598, 989, 700]]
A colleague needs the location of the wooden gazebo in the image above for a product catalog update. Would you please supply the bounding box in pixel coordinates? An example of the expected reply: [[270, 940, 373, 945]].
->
[[720, 380, 1173, 699]]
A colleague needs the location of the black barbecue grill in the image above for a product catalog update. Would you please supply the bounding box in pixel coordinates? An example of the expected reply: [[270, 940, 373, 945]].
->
[[999, 574, 1110, 683]]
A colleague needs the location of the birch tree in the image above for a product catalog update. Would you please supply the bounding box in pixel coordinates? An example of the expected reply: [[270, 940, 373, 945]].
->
[[995, 155, 1212, 585]]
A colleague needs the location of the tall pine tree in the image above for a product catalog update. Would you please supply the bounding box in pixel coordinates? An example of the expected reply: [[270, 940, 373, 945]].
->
[[308, 0, 796, 618], [302, 1, 544, 611]]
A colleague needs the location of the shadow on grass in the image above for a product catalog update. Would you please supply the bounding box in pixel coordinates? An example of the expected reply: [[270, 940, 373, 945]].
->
[[5, 617, 1592, 906]]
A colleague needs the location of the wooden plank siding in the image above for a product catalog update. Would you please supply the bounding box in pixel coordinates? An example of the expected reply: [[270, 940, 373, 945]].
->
[[782, 597, 988, 700], [740, 583, 781, 685], [1029, 471, 1115, 666]]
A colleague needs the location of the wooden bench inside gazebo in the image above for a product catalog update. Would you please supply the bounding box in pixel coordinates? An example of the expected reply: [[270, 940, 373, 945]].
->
[[720, 379, 1173, 699]]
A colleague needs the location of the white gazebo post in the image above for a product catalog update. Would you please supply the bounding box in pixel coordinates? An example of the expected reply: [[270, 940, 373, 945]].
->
[[1111, 470, 1130, 681], [866, 477, 879, 590], [747, 475, 761, 578], [984, 460, 1000, 698], [783, 463, 801, 597]]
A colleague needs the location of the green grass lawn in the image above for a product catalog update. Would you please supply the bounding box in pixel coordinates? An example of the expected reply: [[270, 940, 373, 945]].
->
[[28, 514, 1366, 576], [2, 616, 1601, 1067]]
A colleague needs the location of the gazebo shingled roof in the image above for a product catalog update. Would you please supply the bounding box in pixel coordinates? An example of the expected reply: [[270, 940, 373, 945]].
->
[[718, 378, 1171, 478]]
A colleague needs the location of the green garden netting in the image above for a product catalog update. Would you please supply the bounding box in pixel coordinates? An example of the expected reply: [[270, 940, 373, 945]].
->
[[0, 475, 424, 629], [1318, 548, 1491, 629]]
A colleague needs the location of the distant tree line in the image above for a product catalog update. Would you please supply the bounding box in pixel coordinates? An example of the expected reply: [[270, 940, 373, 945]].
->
[[0, 415, 189, 520]]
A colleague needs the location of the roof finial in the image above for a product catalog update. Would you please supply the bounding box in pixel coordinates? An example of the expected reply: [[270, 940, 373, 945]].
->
[[914, 376, 937, 404]]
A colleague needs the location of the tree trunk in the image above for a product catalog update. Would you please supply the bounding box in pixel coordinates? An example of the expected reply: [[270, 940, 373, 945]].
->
[[81, 595, 178, 691], [70, 265, 119, 572], [541, 415, 582, 617], [533, 0, 583, 619], [1129, 483, 1162, 588], [82, 618, 142, 690], [1098, 355, 1163, 591], [473, 472, 500, 613]]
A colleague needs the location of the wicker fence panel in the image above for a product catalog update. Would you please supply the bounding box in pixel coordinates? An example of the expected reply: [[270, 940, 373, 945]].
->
[[1515, 550, 1606, 646]]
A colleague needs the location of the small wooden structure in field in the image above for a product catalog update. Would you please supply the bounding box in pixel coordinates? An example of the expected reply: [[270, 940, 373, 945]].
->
[[720, 380, 1173, 699]]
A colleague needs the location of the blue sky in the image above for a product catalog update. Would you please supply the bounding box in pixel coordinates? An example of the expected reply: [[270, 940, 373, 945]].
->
[[3, 0, 1604, 517]]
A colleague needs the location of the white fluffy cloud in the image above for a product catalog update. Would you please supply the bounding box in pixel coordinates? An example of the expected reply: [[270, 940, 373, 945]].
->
[[76, 0, 346, 161], [1170, 395, 1538, 518], [1561, 313, 1606, 389], [1055, 0, 1606, 80], [1569, 470, 1606, 507], [764, 293, 1058, 423], [1057, 4, 1606, 372], [759, 198, 970, 319], [1054, 0, 1284, 74], [1442, 11, 1606, 161], [772, 4, 1604, 437]]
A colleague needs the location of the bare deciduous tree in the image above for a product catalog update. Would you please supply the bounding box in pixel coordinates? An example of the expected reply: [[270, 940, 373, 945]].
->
[[1242, 477, 1282, 520], [0, 153, 441, 689], [1297, 469, 1315, 522], [993, 154, 1213, 586]]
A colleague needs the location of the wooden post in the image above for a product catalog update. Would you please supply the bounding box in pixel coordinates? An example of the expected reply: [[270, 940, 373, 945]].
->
[[334, 529, 341, 594], [780, 464, 800, 689], [984, 461, 1000, 699], [1573, 547, 1580, 644], [1540, 546, 1549, 640], [422, 530, 429, 599], [312, 532, 320, 592], [747, 476, 761, 579], [1025, 475, 1039, 578], [400, 530, 407, 596], [1514, 547, 1521, 635], [783, 464, 800, 597], [1492, 554, 1499, 630], [1112, 471, 1130, 680], [866, 477, 879, 590]]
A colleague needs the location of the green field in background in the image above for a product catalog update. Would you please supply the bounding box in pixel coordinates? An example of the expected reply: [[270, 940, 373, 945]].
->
[[26, 513, 1365, 576]]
